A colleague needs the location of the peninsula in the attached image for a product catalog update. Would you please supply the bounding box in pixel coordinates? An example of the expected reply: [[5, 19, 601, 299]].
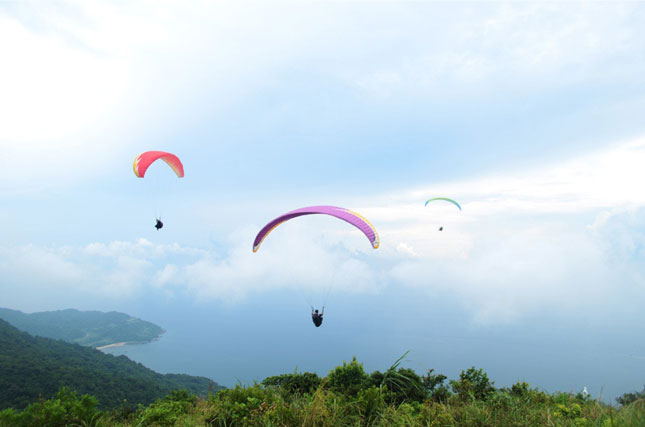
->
[[0, 307, 164, 348]]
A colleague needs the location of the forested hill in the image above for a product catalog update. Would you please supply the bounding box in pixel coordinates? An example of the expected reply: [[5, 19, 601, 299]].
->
[[0, 307, 163, 348], [0, 319, 223, 410]]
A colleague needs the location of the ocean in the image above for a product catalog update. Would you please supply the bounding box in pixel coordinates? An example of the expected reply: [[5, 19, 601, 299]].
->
[[102, 288, 645, 403]]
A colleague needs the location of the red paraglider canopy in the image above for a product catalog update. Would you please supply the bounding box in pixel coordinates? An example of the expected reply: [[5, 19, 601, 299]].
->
[[133, 151, 184, 178]]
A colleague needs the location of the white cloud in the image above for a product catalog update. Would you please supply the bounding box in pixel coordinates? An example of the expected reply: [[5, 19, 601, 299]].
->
[[0, 14, 127, 141], [180, 224, 382, 303], [389, 224, 613, 324], [0, 8, 130, 191], [357, 139, 645, 323], [0, 244, 85, 286], [84, 238, 204, 259], [0, 239, 201, 310], [3, 1, 643, 192], [354, 2, 642, 98], [0, 225, 381, 309], [3, 140, 645, 321]]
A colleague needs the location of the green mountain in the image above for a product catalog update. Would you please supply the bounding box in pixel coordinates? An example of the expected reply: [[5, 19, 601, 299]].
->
[[0, 319, 223, 410], [0, 308, 163, 348]]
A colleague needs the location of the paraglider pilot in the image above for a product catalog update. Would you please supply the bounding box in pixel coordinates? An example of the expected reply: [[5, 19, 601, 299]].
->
[[155, 218, 163, 230], [311, 308, 324, 327]]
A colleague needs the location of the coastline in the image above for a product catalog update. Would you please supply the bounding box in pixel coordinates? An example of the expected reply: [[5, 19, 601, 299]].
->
[[95, 331, 165, 351], [96, 342, 130, 350]]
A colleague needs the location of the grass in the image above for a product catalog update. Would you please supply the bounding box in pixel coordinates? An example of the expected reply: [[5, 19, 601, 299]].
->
[[76, 386, 645, 426]]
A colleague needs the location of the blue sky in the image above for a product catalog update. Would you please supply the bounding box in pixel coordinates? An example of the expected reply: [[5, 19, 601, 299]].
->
[[2, 1, 645, 399]]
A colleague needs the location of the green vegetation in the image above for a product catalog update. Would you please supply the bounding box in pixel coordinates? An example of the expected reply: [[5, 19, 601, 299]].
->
[[616, 385, 645, 406], [0, 307, 164, 348], [0, 319, 222, 411], [2, 353, 644, 426]]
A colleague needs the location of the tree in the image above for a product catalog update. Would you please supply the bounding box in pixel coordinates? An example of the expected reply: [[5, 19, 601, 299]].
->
[[422, 369, 451, 402], [262, 372, 321, 395], [0, 387, 101, 427], [616, 385, 645, 406], [326, 357, 368, 396], [450, 366, 495, 401]]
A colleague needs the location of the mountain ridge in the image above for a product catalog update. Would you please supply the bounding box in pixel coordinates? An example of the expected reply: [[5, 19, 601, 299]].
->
[[0, 307, 164, 348], [0, 318, 223, 410]]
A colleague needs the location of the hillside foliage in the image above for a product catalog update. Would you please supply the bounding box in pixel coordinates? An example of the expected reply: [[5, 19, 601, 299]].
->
[[0, 319, 221, 410], [2, 354, 645, 426]]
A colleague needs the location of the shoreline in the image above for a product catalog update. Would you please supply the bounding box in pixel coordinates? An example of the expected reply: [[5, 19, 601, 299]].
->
[[95, 332, 165, 351], [96, 342, 130, 350]]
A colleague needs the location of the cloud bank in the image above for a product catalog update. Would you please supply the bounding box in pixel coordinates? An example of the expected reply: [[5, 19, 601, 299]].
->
[[3, 140, 645, 325]]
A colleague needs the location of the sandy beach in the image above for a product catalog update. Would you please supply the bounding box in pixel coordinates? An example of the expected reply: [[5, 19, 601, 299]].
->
[[96, 342, 130, 351], [95, 334, 163, 351]]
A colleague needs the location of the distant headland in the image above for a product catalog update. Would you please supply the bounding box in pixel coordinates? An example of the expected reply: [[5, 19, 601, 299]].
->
[[0, 307, 164, 348]]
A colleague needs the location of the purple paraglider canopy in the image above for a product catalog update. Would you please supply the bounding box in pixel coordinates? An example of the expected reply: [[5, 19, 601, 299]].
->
[[253, 205, 380, 252]]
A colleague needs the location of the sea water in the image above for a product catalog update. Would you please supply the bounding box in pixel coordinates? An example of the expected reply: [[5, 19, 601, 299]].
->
[[102, 288, 645, 403]]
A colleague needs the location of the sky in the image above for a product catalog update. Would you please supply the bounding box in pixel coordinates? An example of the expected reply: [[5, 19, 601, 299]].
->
[[2, 0, 645, 401]]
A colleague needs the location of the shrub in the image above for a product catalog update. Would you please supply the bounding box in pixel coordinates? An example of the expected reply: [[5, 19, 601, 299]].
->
[[356, 386, 385, 424], [507, 381, 549, 404], [382, 368, 426, 404], [205, 384, 278, 426], [136, 390, 197, 426], [418, 402, 455, 426], [616, 385, 645, 406], [554, 402, 582, 419], [423, 369, 451, 403], [489, 390, 514, 411], [0, 387, 101, 427], [262, 371, 321, 395], [326, 357, 368, 397], [450, 366, 495, 402], [0, 408, 19, 427]]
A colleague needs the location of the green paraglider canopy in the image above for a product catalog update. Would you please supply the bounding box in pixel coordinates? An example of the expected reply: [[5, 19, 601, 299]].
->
[[424, 197, 461, 210]]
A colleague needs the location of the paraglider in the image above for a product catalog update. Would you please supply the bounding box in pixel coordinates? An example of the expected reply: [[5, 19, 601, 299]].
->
[[133, 151, 184, 178], [253, 206, 379, 327], [311, 308, 324, 327], [133, 151, 184, 230], [424, 197, 461, 210], [252, 205, 379, 252], [425, 197, 460, 231]]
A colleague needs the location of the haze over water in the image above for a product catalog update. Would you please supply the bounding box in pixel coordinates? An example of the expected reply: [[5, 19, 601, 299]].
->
[[102, 288, 645, 403]]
